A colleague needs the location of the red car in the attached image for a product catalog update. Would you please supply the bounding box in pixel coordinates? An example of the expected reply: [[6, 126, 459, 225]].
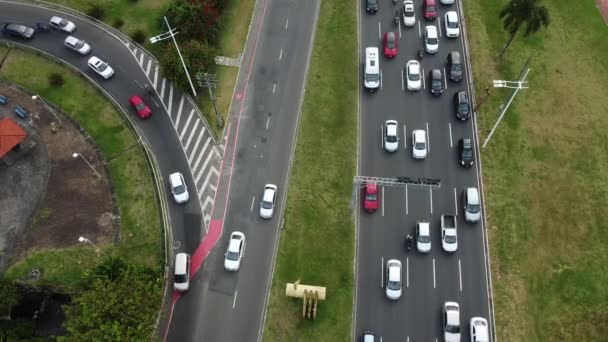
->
[[424, 0, 437, 20], [129, 95, 152, 119], [363, 182, 379, 212], [383, 32, 397, 58]]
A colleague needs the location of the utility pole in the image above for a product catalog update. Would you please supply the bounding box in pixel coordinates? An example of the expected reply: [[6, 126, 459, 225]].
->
[[196, 72, 223, 128]]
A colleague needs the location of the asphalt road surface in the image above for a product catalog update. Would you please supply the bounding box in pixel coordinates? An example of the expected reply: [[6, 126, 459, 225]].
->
[[355, 1, 494, 341]]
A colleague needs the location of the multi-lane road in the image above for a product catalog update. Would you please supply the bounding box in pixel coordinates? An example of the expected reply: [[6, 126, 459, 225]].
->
[[355, 1, 494, 341]]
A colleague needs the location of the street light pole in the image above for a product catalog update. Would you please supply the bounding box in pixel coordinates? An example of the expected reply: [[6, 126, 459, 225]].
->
[[78, 236, 106, 256], [32, 95, 62, 124], [72, 152, 101, 178]]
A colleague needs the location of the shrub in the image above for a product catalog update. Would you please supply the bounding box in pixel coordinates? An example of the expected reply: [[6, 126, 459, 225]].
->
[[48, 73, 65, 88], [112, 18, 125, 29], [86, 4, 105, 20], [128, 0, 139, 3], [130, 29, 147, 44]]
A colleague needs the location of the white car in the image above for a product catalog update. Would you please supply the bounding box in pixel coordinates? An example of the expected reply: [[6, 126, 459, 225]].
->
[[464, 187, 482, 223], [424, 26, 439, 54], [87, 56, 114, 79], [49, 16, 76, 33], [441, 0, 455, 4], [416, 221, 431, 253], [169, 172, 189, 204], [385, 259, 402, 300], [402, 1, 416, 27], [384, 120, 399, 152], [443, 302, 461, 342], [224, 231, 246, 271], [173, 253, 190, 292], [442, 220, 458, 252], [406, 60, 421, 91], [445, 11, 460, 38], [470, 317, 489, 342], [259, 184, 278, 218], [64, 36, 91, 55], [412, 129, 427, 159]]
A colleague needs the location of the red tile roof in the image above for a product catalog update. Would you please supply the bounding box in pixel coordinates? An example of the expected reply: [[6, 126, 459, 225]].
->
[[0, 117, 27, 158]]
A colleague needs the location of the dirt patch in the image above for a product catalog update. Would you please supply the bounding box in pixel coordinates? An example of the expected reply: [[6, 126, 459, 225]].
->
[[596, 0, 608, 24], [0, 82, 117, 272]]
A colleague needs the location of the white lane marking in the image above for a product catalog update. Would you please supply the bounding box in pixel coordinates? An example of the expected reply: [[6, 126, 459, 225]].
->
[[272, 82, 277, 94], [179, 111, 194, 140], [251, 195, 255, 212], [233, 290, 238, 309], [175, 96, 185, 125], [443, 67, 448, 89], [398, 19, 402, 39], [429, 187, 433, 214], [279, 48, 283, 61], [134, 79, 143, 88], [153, 65, 159, 88], [152, 98, 160, 108], [378, 22, 381, 40], [266, 117, 270, 130], [454, 187, 458, 216], [380, 69, 383, 90], [459, 259, 463, 292], [449, 122, 453, 148], [405, 185, 409, 215], [192, 137, 211, 171], [381, 185, 385, 217], [426, 122, 430, 153], [285, 18, 289, 29], [422, 67, 426, 89], [167, 85, 174, 116], [432, 258, 436, 289], [184, 119, 200, 150], [145, 59, 152, 76], [188, 131, 205, 163], [196, 147, 215, 184], [160, 78, 166, 99], [438, 17, 442, 37], [138, 53, 144, 67], [381, 124, 384, 150], [418, 21, 421, 38], [381, 257, 384, 288], [406, 257, 409, 288], [403, 124, 407, 149], [199, 166, 216, 194], [401, 69, 405, 91]]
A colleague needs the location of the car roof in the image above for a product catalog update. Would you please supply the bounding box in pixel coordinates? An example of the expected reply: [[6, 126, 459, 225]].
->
[[458, 91, 468, 101], [471, 318, 489, 339], [408, 61, 420, 72], [65, 36, 79, 44], [263, 186, 276, 202], [366, 182, 377, 192], [418, 221, 430, 235], [387, 260, 401, 280], [446, 11, 458, 21], [169, 172, 183, 186], [413, 130, 426, 141], [426, 26, 437, 36], [386, 121, 397, 135], [467, 187, 480, 204], [175, 253, 189, 274], [432, 69, 442, 78], [228, 238, 242, 253], [462, 138, 472, 147]]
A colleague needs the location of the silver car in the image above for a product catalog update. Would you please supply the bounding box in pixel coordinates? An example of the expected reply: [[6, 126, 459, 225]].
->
[[64, 36, 91, 55], [464, 187, 481, 223], [385, 259, 402, 300]]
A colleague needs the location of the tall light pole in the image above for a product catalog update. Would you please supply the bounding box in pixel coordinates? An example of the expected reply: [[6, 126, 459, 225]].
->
[[32, 95, 62, 124], [482, 69, 531, 149], [72, 152, 101, 178], [78, 236, 106, 256], [149, 17, 197, 97]]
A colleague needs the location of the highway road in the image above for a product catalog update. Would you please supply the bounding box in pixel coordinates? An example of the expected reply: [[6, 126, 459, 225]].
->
[[355, 1, 494, 341], [165, 0, 320, 341]]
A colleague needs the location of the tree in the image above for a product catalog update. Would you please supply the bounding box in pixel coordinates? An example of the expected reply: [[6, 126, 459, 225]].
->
[[166, 0, 221, 43], [159, 39, 219, 92], [0, 280, 20, 318], [498, 0, 550, 58]]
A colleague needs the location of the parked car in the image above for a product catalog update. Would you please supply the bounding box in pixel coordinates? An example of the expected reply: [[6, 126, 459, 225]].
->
[[454, 91, 471, 120], [363, 182, 379, 212], [402, 1, 416, 27], [366, 0, 378, 14], [1, 23, 34, 39], [173, 253, 191, 292], [385, 259, 402, 300], [424, 0, 437, 20], [224, 231, 246, 271], [424, 25, 439, 54], [259, 184, 278, 219], [443, 302, 461, 342], [412, 129, 427, 159], [470, 317, 489, 342], [458, 138, 474, 167], [430, 68, 444, 96], [49, 16, 76, 33], [416, 221, 431, 253], [129, 95, 152, 119], [384, 32, 398, 58], [444, 11, 460, 37], [384, 120, 399, 152], [463, 187, 481, 223], [169, 172, 189, 204], [406, 60, 421, 91], [87, 56, 115, 79], [447, 51, 463, 82], [64, 36, 91, 55]]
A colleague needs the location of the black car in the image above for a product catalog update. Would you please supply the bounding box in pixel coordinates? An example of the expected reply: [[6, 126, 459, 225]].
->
[[447, 51, 463, 82], [366, 0, 378, 13], [454, 91, 471, 120], [430, 69, 444, 96], [458, 138, 474, 167], [2, 23, 35, 40]]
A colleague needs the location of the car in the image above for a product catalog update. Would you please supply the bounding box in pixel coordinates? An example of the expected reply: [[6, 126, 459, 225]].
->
[[383, 32, 398, 58], [454, 91, 471, 120], [224, 231, 246, 271], [49, 16, 76, 33], [366, 0, 378, 13], [385, 259, 402, 300], [464, 187, 481, 223], [470, 317, 489, 342], [424, 25, 439, 54], [441, 0, 455, 4], [173, 253, 191, 292], [87, 56, 115, 79], [405, 60, 421, 91], [64, 36, 91, 55], [384, 120, 399, 152], [416, 221, 431, 253], [424, 0, 437, 20], [441, 219, 458, 252], [129, 95, 152, 119], [412, 129, 427, 159], [361, 330, 376, 342], [444, 11, 460, 38], [363, 182, 379, 212], [402, 1, 416, 27], [259, 184, 278, 218], [169, 172, 189, 204], [458, 138, 474, 167], [430, 68, 444, 96], [447, 51, 463, 82], [1, 23, 34, 39], [443, 302, 461, 342], [364, 47, 380, 91]]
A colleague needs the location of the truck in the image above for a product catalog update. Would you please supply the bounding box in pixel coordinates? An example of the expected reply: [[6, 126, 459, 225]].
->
[[441, 214, 458, 252]]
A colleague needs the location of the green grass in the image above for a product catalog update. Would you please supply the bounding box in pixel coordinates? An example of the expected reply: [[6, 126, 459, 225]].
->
[[262, 0, 357, 340], [0, 48, 161, 289], [464, 0, 608, 340]]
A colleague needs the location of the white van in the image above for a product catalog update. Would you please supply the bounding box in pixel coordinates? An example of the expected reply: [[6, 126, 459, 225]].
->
[[174, 253, 191, 292], [364, 47, 380, 91]]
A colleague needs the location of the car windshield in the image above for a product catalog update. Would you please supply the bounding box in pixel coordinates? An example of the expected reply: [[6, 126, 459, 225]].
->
[[386, 134, 397, 143], [96, 62, 108, 72], [173, 184, 185, 194], [448, 20, 458, 29], [463, 149, 473, 158], [10, 25, 27, 34], [174, 274, 187, 283], [433, 79, 442, 88], [366, 193, 377, 201], [369, 0, 377, 4], [459, 103, 469, 112], [136, 103, 146, 111], [73, 40, 84, 49], [59, 19, 68, 27], [409, 68, 420, 80], [261, 200, 273, 209], [415, 142, 425, 150], [468, 204, 480, 213], [387, 280, 400, 291], [365, 73, 379, 82], [444, 235, 457, 244], [387, 39, 395, 49], [226, 250, 240, 261], [446, 323, 460, 333], [418, 235, 431, 243], [428, 6, 435, 12], [428, 37, 438, 45], [452, 64, 462, 71]]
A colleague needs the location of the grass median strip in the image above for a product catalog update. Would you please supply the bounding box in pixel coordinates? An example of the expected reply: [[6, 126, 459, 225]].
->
[[263, 0, 357, 340], [1, 48, 160, 288], [464, 0, 608, 340]]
